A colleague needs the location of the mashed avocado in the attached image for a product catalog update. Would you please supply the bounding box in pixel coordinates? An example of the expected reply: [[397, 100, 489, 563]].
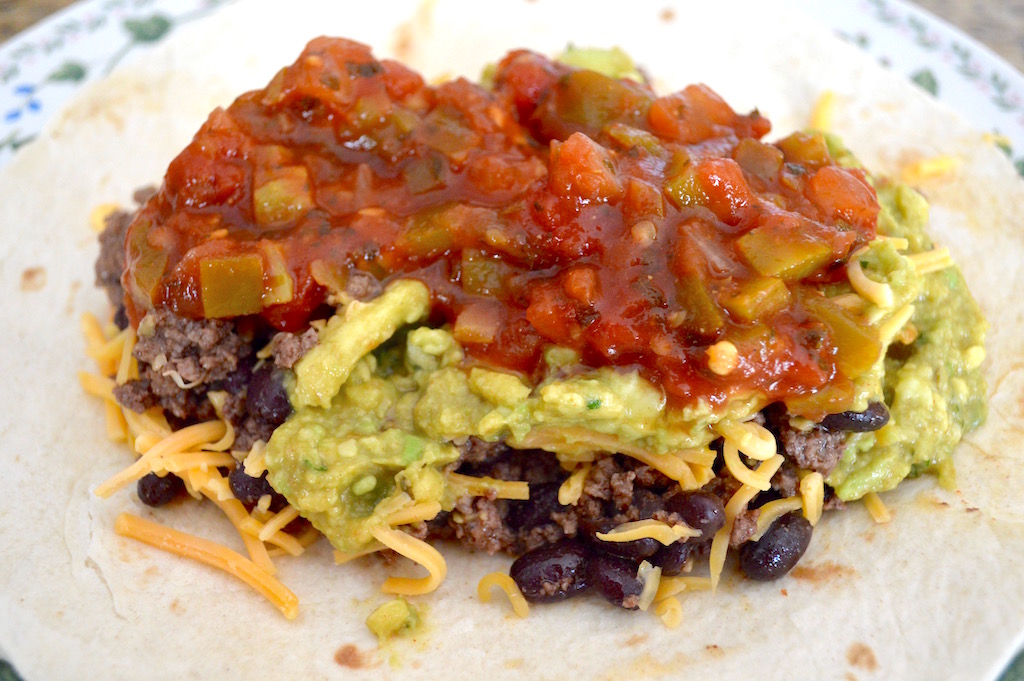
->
[[827, 183, 987, 499], [265, 283, 751, 553], [265, 179, 987, 548]]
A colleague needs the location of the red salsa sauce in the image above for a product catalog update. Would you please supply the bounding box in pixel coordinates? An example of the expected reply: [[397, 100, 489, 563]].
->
[[122, 37, 881, 417]]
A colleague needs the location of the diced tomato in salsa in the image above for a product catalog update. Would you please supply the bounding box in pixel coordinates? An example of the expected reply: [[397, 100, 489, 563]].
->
[[121, 37, 880, 413]]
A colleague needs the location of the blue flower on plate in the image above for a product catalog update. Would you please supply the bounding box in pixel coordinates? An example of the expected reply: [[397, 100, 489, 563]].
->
[[5, 84, 42, 122]]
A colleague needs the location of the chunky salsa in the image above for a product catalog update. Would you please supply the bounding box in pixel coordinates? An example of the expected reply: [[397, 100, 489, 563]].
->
[[123, 37, 882, 415]]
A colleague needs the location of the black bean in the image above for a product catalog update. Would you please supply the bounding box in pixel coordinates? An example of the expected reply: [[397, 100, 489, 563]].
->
[[587, 553, 643, 609], [113, 305, 129, 330], [217, 355, 254, 395], [247, 364, 292, 425], [229, 467, 286, 510], [630, 489, 665, 519], [510, 538, 590, 603], [137, 472, 184, 507], [506, 482, 565, 530], [649, 539, 693, 576], [665, 491, 726, 540], [820, 401, 890, 433], [738, 511, 813, 581], [581, 517, 661, 561]]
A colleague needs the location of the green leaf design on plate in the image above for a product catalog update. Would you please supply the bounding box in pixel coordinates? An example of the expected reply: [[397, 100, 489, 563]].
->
[[0, 659, 23, 681], [124, 15, 173, 43], [47, 61, 88, 84], [911, 68, 939, 96], [1015, 159, 1024, 179]]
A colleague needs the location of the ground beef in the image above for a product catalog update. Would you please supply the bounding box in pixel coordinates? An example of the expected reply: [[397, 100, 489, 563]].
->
[[779, 423, 847, 476], [94, 209, 131, 307], [730, 508, 760, 547], [345, 270, 384, 301], [450, 494, 514, 554], [772, 460, 802, 498], [113, 309, 255, 424], [271, 328, 319, 369], [433, 450, 682, 555], [132, 310, 253, 385]]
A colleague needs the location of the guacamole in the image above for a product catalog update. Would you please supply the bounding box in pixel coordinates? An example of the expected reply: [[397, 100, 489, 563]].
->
[[827, 183, 988, 499]]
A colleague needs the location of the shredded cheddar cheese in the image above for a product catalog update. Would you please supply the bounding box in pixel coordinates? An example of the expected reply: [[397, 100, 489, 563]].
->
[[706, 340, 739, 376], [901, 154, 961, 183], [557, 462, 591, 506], [446, 472, 530, 500], [370, 526, 447, 596], [94, 419, 228, 498], [387, 500, 443, 526], [908, 247, 954, 275], [655, 576, 712, 602], [750, 497, 803, 542], [655, 596, 683, 629], [710, 454, 784, 590], [800, 472, 825, 526], [848, 251, 895, 309], [864, 492, 892, 523], [114, 513, 298, 619], [477, 572, 529, 618], [596, 519, 699, 545], [715, 420, 776, 461], [878, 304, 916, 345], [810, 90, 836, 131], [636, 561, 662, 611]]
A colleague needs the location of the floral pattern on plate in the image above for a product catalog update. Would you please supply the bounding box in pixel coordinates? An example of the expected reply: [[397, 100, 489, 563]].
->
[[0, 0, 235, 162]]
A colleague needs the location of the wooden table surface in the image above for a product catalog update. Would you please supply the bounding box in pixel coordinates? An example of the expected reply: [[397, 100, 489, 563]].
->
[[2, 0, 1023, 75]]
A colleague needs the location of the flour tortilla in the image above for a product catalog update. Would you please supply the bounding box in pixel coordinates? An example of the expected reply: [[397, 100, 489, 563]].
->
[[2, 0, 1023, 678]]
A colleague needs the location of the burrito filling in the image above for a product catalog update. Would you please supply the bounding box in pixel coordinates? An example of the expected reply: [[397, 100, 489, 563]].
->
[[87, 38, 986, 619]]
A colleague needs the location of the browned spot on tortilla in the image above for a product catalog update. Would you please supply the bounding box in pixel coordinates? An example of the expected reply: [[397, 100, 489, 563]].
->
[[660, 7, 676, 22], [780, 588, 788, 596], [624, 633, 648, 647], [790, 560, 856, 583], [335, 644, 369, 669], [65, 280, 81, 315], [845, 673, 859, 681], [169, 598, 181, 613], [847, 642, 878, 671], [504, 658, 524, 669], [966, 506, 979, 513], [20, 266, 46, 292], [705, 644, 724, 658]]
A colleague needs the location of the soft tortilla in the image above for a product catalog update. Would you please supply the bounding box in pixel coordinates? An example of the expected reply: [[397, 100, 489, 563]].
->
[[2, 0, 1023, 678]]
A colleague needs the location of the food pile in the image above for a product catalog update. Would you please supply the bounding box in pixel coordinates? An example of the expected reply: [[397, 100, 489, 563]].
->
[[84, 37, 986, 626]]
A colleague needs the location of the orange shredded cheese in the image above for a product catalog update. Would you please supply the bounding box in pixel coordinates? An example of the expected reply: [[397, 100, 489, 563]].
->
[[864, 492, 892, 523], [370, 526, 447, 595], [387, 501, 443, 526], [810, 90, 835, 131], [709, 454, 784, 590], [200, 490, 277, 575], [655, 596, 683, 629], [114, 513, 298, 619], [655, 575, 712, 601], [446, 472, 529, 500], [714, 420, 776, 460], [477, 572, 529, 618], [751, 497, 803, 541], [557, 462, 591, 506], [596, 519, 699, 545], [800, 472, 825, 526], [258, 506, 300, 542], [94, 419, 227, 498]]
